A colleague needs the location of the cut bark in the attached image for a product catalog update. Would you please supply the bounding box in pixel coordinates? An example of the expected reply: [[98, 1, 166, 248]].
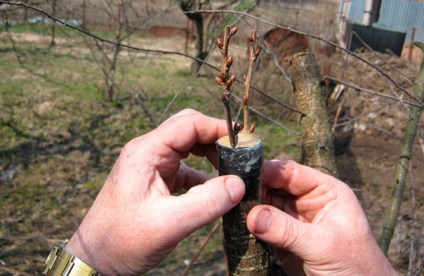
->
[[287, 52, 338, 176]]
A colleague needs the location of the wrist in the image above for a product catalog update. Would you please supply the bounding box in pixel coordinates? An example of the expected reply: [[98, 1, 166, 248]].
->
[[65, 234, 110, 275]]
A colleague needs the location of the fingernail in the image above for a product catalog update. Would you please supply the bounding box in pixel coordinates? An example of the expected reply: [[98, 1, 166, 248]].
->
[[225, 176, 245, 203], [254, 209, 272, 234]]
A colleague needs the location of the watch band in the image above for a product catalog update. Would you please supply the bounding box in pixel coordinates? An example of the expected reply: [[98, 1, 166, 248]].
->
[[42, 240, 100, 276]]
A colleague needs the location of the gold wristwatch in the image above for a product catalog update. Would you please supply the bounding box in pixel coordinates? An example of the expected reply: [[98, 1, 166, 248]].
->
[[42, 240, 100, 276]]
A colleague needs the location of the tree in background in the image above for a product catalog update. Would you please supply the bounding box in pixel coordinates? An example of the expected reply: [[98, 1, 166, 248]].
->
[[53, 0, 173, 102], [179, 0, 256, 73]]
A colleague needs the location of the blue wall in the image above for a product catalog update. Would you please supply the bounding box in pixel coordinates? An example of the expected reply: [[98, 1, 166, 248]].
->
[[342, 0, 424, 43]]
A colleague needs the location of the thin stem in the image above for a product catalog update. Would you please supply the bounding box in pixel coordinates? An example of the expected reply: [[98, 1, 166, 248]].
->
[[378, 42, 424, 255], [216, 26, 238, 147], [185, 9, 422, 106], [242, 30, 260, 133], [0, 1, 304, 117], [182, 221, 221, 276], [325, 76, 423, 108]]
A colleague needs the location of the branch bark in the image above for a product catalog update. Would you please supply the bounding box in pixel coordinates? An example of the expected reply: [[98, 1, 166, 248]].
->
[[217, 134, 270, 275], [378, 42, 424, 255], [287, 52, 338, 176]]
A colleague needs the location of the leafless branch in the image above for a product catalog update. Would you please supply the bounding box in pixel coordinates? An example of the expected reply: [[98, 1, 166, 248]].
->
[[182, 221, 221, 276], [215, 26, 239, 148], [184, 9, 422, 106], [1, 0, 303, 117], [326, 76, 423, 108], [134, 94, 158, 127], [350, 31, 415, 83], [242, 30, 260, 133]]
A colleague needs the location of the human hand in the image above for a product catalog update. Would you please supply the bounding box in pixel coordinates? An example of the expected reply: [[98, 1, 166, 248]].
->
[[247, 160, 396, 275], [65, 109, 245, 275]]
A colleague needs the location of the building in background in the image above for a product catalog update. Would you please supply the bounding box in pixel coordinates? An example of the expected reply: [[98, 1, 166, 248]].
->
[[338, 0, 424, 62]]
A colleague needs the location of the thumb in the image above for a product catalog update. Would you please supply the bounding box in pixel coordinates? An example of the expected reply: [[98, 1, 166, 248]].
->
[[161, 175, 245, 237], [247, 205, 317, 256]]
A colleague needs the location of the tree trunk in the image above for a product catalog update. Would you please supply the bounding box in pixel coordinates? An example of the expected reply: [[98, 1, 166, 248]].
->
[[106, 44, 120, 102], [50, 0, 57, 47], [287, 52, 338, 176]]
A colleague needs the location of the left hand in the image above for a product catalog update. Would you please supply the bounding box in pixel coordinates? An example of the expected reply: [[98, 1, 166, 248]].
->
[[65, 109, 246, 275]]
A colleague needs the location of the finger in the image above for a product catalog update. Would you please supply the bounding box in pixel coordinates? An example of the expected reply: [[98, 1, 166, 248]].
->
[[262, 160, 346, 197], [164, 108, 202, 122], [155, 110, 228, 153], [190, 143, 219, 168], [246, 205, 322, 258], [173, 165, 211, 192], [156, 175, 245, 239]]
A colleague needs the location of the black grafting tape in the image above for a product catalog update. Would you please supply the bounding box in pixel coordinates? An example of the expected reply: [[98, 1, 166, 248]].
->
[[216, 133, 270, 275]]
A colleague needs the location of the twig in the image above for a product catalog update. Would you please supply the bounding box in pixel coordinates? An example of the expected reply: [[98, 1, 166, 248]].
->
[[231, 94, 300, 135], [242, 30, 260, 133], [407, 164, 418, 276], [215, 26, 238, 148], [134, 94, 158, 127], [331, 98, 345, 132], [420, 137, 424, 157], [357, 122, 402, 141], [182, 221, 221, 276], [184, 9, 422, 106], [325, 76, 423, 108], [258, 39, 291, 82], [351, 31, 414, 83], [378, 42, 424, 255], [1, 1, 304, 118]]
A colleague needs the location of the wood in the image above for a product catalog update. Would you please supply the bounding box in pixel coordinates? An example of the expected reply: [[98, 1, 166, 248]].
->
[[217, 134, 270, 276], [378, 42, 424, 255], [287, 52, 338, 176]]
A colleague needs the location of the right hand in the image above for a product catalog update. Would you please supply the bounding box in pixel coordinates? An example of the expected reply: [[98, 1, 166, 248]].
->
[[246, 160, 397, 275]]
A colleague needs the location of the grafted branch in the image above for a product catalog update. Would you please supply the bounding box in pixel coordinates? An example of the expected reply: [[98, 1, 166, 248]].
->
[[242, 30, 260, 134], [215, 26, 238, 147], [216, 27, 270, 275]]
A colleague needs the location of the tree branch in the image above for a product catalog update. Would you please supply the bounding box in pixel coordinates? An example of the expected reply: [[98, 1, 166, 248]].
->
[[378, 42, 424, 255], [215, 26, 239, 148], [184, 9, 422, 106]]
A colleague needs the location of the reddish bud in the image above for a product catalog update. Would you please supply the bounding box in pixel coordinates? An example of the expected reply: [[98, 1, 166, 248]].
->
[[226, 75, 236, 86], [243, 75, 247, 82], [242, 95, 248, 104], [215, 76, 223, 85], [249, 124, 256, 133], [254, 48, 261, 57], [216, 38, 223, 50], [230, 27, 238, 36], [226, 56, 233, 67]]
